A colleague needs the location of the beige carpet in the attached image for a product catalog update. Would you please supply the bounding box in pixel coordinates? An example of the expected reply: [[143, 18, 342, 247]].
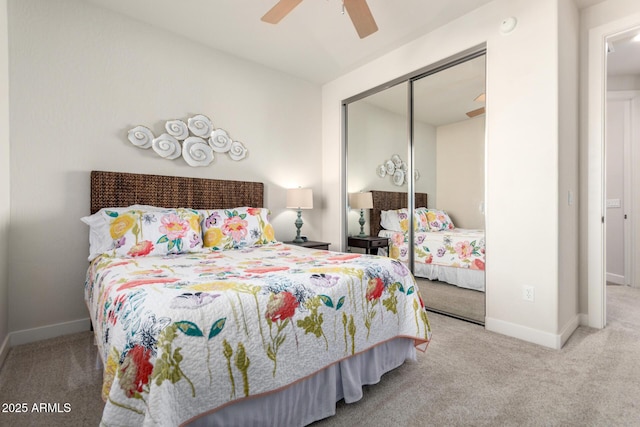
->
[[417, 278, 485, 324], [1, 285, 639, 426], [0, 332, 103, 426]]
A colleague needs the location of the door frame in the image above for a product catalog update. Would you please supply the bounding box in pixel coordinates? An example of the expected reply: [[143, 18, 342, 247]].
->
[[588, 15, 640, 329]]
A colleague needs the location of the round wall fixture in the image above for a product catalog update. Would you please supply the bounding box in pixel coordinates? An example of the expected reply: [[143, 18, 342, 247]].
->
[[500, 17, 517, 34]]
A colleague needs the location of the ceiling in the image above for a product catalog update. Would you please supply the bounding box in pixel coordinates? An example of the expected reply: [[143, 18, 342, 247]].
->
[[607, 29, 640, 76], [82, 0, 616, 85], [84, 0, 496, 84], [82, 0, 636, 126], [360, 54, 486, 126]]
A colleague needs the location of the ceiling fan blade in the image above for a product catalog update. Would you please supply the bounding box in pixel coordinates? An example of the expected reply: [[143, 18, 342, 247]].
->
[[466, 107, 486, 118], [261, 0, 303, 24], [343, 0, 378, 39]]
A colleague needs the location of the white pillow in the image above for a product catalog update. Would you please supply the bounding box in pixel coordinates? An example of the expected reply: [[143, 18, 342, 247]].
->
[[380, 208, 409, 232], [81, 205, 163, 261]]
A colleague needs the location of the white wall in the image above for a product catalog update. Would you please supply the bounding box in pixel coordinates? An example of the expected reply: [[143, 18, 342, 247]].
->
[[346, 99, 407, 236], [323, 0, 577, 348], [0, 0, 10, 365], [346, 100, 408, 193], [608, 75, 640, 91], [346, 98, 437, 236], [7, 0, 322, 342], [557, 0, 580, 341], [435, 116, 485, 229], [414, 120, 438, 201]]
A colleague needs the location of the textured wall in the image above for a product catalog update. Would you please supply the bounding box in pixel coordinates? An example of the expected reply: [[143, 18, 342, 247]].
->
[[0, 0, 10, 358], [7, 0, 321, 338], [323, 0, 574, 347]]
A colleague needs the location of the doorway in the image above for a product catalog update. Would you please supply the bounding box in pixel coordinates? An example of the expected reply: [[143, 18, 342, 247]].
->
[[606, 92, 637, 287], [588, 19, 640, 329]]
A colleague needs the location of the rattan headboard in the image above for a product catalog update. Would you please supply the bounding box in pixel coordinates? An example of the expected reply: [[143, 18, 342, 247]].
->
[[90, 171, 264, 214], [370, 190, 428, 237]]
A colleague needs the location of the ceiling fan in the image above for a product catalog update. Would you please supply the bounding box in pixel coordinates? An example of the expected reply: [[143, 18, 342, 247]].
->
[[466, 93, 486, 118], [261, 0, 378, 39]]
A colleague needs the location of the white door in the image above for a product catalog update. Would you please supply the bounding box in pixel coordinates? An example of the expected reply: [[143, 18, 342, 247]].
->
[[605, 97, 631, 286]]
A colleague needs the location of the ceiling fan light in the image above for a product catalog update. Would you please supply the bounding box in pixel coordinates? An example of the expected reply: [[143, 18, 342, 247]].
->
[[632, 33, 640, 42]]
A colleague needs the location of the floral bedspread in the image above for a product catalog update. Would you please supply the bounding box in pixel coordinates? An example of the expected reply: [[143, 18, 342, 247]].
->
[[85, 243, 431, 426], [379, 229, 485, 271]]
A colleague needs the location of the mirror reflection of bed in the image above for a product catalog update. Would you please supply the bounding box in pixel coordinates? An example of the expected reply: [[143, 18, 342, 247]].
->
[[344, 50, 486, 324], [369, 190, 485, 324]]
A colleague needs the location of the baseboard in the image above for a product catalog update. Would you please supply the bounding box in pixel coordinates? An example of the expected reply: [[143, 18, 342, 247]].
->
[[578, 313, 589, 326], [557, 315, 580, 348], [10, 317, 91, 347], [606, 273, 624, 285], [485, 317, 563, 349], [0, 333, 9, 371]]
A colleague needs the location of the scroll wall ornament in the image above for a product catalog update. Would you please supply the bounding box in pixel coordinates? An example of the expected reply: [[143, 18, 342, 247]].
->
[[376, 154, 420, 186], [127, 114, 249, 167]]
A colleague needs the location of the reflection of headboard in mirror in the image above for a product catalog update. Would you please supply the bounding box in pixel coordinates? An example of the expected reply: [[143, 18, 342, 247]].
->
[[370, 190, 428, 237]]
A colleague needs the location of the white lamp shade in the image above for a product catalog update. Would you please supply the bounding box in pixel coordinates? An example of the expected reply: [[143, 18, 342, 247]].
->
[[286, 188, 313, 209], [349, 192, 373, 209]]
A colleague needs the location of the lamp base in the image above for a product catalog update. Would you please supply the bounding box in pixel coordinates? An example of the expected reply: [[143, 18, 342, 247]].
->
[[294, 209, 304, 243], [358, 209, 368, 238]]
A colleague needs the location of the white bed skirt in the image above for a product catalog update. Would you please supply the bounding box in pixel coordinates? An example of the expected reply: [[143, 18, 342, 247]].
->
[[413, 263, 485, 292], [377, 248, 485, 292], [184, 337, 417, 427]]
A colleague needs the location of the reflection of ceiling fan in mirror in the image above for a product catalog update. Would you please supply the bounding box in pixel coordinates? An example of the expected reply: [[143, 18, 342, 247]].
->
[[466, 93, 486, 118], [261, 0, 378, 39]]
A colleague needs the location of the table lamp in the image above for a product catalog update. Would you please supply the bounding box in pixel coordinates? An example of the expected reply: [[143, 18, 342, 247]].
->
[[286, 187, 313, 243], [349, 192, 374, 237]]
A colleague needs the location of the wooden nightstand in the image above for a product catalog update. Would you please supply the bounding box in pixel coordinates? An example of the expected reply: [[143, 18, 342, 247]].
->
[[285, 240, 330, 250], [347, 236, 389, 255]]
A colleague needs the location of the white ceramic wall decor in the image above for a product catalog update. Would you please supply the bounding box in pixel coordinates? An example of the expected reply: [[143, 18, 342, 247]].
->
[[228, 141, 248, 161], [377, 154, 419, 186], [187, 114, 213, 137], [209, 129, 232, 153], [152, 134, 182, 159], [165, 120, 189, 140], [182, 136, 214, 167], [393, 169, 405, 186], [128, 125, 154, 149], [126, 113, 249, 167]]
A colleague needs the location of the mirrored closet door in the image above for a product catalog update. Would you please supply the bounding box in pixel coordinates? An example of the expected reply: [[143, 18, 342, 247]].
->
[[344, 49, 486, 324]]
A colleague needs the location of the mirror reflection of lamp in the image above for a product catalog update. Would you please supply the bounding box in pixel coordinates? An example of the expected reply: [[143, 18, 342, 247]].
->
[[286, 188, 313, 243], [349, 192, 374, 237]]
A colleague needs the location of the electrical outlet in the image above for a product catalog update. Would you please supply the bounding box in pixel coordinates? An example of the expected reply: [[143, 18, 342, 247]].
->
[[523, 286, 535, 302]]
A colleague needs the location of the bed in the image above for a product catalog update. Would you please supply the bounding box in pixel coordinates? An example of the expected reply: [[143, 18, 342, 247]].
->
[[370, 190, 485, 292], [84, 171, 431, 426]]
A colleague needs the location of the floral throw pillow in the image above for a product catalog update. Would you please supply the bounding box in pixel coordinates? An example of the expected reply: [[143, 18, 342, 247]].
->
[[200, 207, 277, 250], [105, 208, 202, 258], [381, 208, 432, 233], [414, 207, 430, 232], [426, 209, 455, 231]]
